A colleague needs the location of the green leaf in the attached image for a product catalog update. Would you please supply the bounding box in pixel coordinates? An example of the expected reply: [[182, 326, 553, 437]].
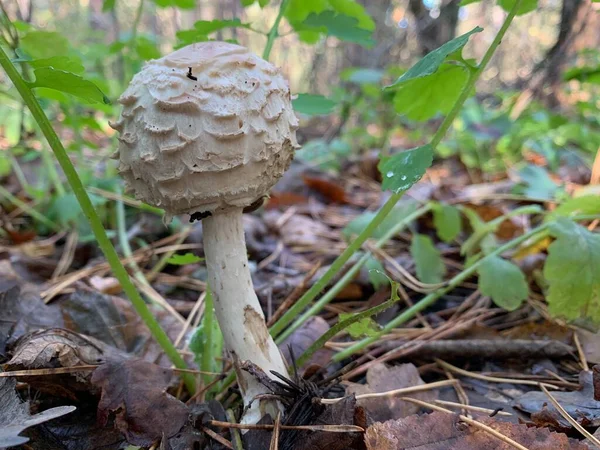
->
[[153, 0, 195, 9], [241, 0, 269, 6], [301, 11, 374, 47], [393, 64, 469, 121], [386, 27, 482, 89], [339, 312, 381, 338], [328, 0, 375, 30], [292, 94, 336, 115], [544, 218, 600, 322], [432, 202, 462, 242], [498, 0, 537, 15], [194, 18, 250, 34], [135, 37, 161, 60], [378, 144, 433, 193], [365, 256, 387, 290], [30, 67, 110, 104], [410, 234, 445, 284], [549, 195, 600, 219], [28, 56, 84, 74], [516, 164, 559, 199], [19, 31, 69, 59], [102, 0, 116, 11], [478, 255, 528, 311], [460, 0, 481, 5], [286, 0, 327, 24], [166, 252, 204, 265], [340, 67, 383, 85], [0, 157, 12, 177]]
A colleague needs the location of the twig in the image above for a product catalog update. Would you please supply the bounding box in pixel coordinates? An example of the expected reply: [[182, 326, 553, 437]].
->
[[208, 420, 364, 433], [434, 400, 512, 416], [573, 332, 589, 372]]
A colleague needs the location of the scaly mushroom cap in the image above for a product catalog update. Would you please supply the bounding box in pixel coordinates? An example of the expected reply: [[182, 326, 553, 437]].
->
[[110, 42, 299, 221]]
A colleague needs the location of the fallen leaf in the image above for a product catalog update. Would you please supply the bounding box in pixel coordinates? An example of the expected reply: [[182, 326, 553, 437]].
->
[[91, 359, 189, 446], [279, 316, 334, 371], [346, 363, 438, 422], [277, 214, 336, 248], [0, 377, 76, 447], [364, 411, 588, 450], [515, 370, 600, 428], [0, 276, 63, 357], [302, 174, 348, 204]]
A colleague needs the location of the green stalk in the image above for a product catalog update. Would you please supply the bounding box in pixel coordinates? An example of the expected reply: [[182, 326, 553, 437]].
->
[[0, 184, 60, 232], [0, 45, 196, 394], [262, 0, 291, 61], [275, 204, 432, 342], [270, 0, 523, 341]]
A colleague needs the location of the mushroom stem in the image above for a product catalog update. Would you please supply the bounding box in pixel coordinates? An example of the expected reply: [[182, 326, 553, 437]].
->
[[202, 207, 289, 423]]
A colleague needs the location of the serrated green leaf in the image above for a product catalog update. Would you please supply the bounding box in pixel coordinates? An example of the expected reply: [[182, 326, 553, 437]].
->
[[410, 234, 445, 284], [292, 94, 336, 115], [20, 31, 69, 59], [379, 144, 433, 193], [102, 0, 116, 11], [432, 202, 462, 242], [29, 56, 84, 74], [193, 18, 250, 34], [550, 195, 600, 220], [328, 0, 375, 30], [544, 218, 600, 322], [386, 27, 482, 89], [498, 0, 537, 15], [478, 255, 528, 311], [301, 11, 374, 47], [365, 256, 387, 290], [30, 67, 110, 104], [285, 0, 327, 24], [339, 312, 381, 338], [166, 252, 204, 265], [393, 64, 469, 121]]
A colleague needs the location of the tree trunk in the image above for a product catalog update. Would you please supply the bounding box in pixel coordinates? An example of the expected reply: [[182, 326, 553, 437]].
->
[[408, 0, 460, 56]]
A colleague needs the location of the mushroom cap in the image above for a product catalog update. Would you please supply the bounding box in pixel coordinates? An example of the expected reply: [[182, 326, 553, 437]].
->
[[110, 41, 299, 221]]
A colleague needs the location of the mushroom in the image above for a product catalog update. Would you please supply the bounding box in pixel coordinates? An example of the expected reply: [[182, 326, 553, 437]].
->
[[110, 42, 299, 423]]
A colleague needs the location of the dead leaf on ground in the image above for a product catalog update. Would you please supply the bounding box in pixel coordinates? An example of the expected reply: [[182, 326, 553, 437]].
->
[[302, 174, 348, 204], [515, 370, 600, 428], [4, 328, 128, 394], [0, 377, 76, 448], [0, 274, 63, 358], [577, 329, 600, 365], [279, 316, 334, 371], [91, 359, 189, 446], [364, 411, 588, 450], [346, 363, 438, 422]]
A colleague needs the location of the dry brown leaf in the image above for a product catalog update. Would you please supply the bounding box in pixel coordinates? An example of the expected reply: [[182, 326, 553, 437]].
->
[[346, 363, 438, 422], [365, 411, 588, 450], [91, 359, 189, 446], [279, 316, 334, 370]]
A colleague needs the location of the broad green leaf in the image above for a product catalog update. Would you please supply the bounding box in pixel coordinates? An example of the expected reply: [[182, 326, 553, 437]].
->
[[498, 0, 537, 15], [564, 65, 600, 84], [339, 312, 381, 338], [30, 67, 110, 104], [241, 0, 269, 5], [102, 0, 116, 11], [342, 201, 417, 240], [292, 94, 336, 115], [365, 256, 387, 290], [19, 31, 69, 59], [432, 202, 462, 242], [193, 18, 250, 34], [340, 67, 383, 85], [386, 27, 482, 89], [378, 144, 433, 193], [549, 195, 600, 219], [328, 0, 375, 30], [410, 234, 445, 284], [28, 56, 84, 74], [135, 37, 161, 60], [478, 255, 528, 311], [393, 64, 469, 121], [544, 218, 600, 322], [516, 164, 559, 199], [48, 193, 106, 226], [153, 0, 195, 9], [301, 11, 374, 47], [166, 252, 204, 265]]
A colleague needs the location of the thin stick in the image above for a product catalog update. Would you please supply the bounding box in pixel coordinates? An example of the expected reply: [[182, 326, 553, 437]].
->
[[208, 420, 364, 433], [435, 359, 559, 390], [401, 397, 529, 450], [319, 379, 457, 404], [201, 426, 233, 449], [0, 366, 98, 377], [434, 400, 512, 416], [269, 412, 281, 450], [573, 332, 589, 372], [539, 384, 600, 448]]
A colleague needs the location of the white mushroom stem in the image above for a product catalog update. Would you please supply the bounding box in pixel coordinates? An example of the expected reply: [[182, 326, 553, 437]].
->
[[202, 207, 289, 424]]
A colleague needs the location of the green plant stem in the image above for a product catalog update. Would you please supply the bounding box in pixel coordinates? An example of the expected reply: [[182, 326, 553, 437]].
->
[[262, 0, 291, 61], [0, 45, 196, 394], [0, 184, 60, 232], [275, 203, 432, 342], [334, 224, 550, 361], [272, 0, 522, 345]]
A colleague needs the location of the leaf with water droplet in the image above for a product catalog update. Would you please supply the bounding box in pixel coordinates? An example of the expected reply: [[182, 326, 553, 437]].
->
[[378, 145, 434, 193]]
